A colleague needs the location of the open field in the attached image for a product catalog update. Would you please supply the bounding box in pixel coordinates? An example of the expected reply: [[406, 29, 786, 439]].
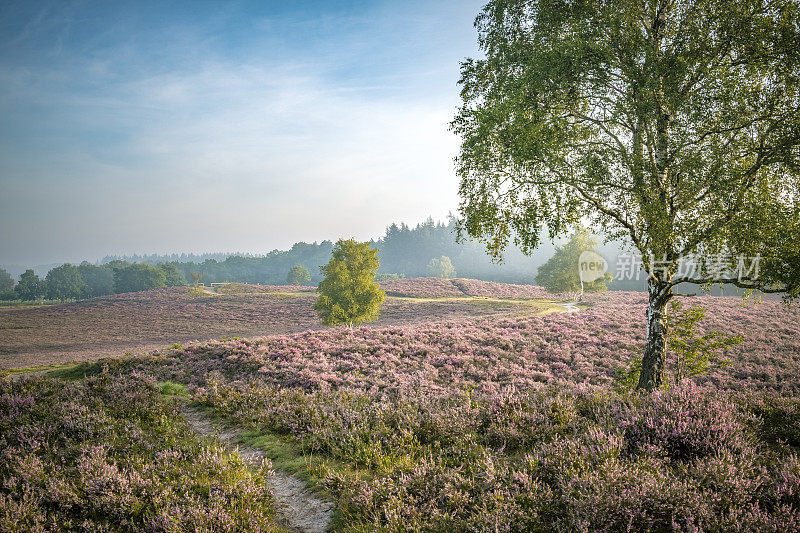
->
[[0, 281, 572, 370], [3, 278, 800, 530]]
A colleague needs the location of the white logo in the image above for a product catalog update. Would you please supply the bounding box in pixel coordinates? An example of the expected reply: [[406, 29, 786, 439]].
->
[[579, 251, 608, 283]]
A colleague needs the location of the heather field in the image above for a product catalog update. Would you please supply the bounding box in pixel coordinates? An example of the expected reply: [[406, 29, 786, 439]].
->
[[0, 282, 568, 370], [5, 280, 799, 530], [380, 277, 559, 299], [0, 373, 280, 531]]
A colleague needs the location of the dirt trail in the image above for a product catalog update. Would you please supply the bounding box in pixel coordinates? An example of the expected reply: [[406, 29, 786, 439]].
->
[[559, 302, 581, 313], [181, 406, 333, 533]]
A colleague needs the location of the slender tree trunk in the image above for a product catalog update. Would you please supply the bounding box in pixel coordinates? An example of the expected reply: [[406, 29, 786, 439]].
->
[[637, 279, 672, 391]]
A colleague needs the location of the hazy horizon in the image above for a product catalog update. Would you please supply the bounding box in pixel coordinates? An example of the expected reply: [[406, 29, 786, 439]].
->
[[0, 214, 456, 269], [0, 0, 484, 266]]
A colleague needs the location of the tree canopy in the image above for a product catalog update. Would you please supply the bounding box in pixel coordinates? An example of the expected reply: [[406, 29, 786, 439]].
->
[[536, 230, 612, 294], [426, 256, 457, 279], [453, 0, 800, 389], [15, 269, 46, 300], [286, 264, 312, 285], [45, 264, 86, 301], [113, 263, 167, 294], [77, 263, 115, 299], [158, 262, 186, 287], [0, 268, 14, 299], [314, 239, 385, 328]]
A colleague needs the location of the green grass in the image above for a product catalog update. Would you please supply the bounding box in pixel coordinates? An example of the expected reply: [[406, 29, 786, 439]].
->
[[0, 299, 63, 308], [187, 286, 212, 297], [47, 360, 117, 380], [159, 381, 189, 399], [0, 362, 83, 379]]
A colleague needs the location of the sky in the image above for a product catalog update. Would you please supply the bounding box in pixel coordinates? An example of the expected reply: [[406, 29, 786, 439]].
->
[[0, 0, 485, 266]]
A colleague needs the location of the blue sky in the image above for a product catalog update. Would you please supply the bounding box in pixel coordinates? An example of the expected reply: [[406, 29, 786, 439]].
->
[[0, 0, 484, 265]]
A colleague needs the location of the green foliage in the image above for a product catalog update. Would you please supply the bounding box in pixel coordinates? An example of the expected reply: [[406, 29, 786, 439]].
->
[[45, 263, 86, 301], [77, 262, 114, 298], [286, 264, 311, 285], [190, 271, 203, 286], [375, 273, 405, 281], [535, 230, 612, 293], [314, 239, 385, 327], [113, 263, 167, 293], [426, 255, 457, 279], [0, 268, 14, 299], [453, 0, 800, 388], [158, 380, 189, 399], [666, 301, 745, 385], [453, 0, 799, 273], [615, 301, 745, 391], [158, 262, 186, 286], [14, 269, 46, 300], [727, 203, 800, 301], [614, 357, 643, 393]]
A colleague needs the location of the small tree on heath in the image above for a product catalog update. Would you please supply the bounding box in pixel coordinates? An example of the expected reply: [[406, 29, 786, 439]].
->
[[315, 239, 385, 328], [286, 264, 311, 285], [426, 256, 457, 279], [536, 230, 612, 295]]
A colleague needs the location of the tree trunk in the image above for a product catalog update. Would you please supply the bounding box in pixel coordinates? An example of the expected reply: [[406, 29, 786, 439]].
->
[[636, 279, 672, 391]]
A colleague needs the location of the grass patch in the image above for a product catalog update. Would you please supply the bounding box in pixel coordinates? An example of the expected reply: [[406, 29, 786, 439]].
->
[[47, 361, 106, 380], [46, 356, 148, 381], [0, 362, 83, 379], [0, 299, 62, 308], [159, 380, 189, 399], [187, 286, 211, 297]]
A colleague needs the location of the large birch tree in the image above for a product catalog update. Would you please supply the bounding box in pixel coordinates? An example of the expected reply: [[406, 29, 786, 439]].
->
[[452, 0, 800, 390]]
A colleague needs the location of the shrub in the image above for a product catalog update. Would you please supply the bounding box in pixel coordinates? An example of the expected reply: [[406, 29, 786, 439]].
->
[[615, 384, 756, 461]]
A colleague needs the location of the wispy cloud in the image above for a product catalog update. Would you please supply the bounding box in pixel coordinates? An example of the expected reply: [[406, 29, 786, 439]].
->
[[0, 0, 483, 264]]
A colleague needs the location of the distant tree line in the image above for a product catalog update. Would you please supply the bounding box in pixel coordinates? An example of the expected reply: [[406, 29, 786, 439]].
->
[[0, 262, 185, 301], [96, 217, 549, 286], [1, 217, 569, 302]]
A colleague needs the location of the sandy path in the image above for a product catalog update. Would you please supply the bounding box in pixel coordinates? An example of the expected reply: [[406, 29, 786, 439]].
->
[[559, 302, 582, 313], [181, 406, 333, 533]]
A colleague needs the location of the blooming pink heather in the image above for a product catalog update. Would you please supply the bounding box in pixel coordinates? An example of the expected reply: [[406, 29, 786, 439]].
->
[[378, 277, 560, 299], [7, 278, 800, 531], [148, 289, 799, 394], [131, 282, 799, 530]]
